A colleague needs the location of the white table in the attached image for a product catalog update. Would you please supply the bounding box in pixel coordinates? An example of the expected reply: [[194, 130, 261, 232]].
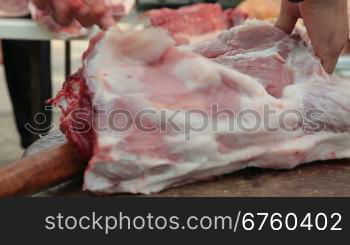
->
[[0, 18, 79, 40]]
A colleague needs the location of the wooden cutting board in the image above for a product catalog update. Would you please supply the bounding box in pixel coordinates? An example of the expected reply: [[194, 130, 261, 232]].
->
[[31, 131, 350, 197]]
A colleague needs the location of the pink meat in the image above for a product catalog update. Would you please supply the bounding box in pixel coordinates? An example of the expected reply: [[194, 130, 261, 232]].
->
[[190, 20, 326, 97], [53, 20, 350, 195], [0, 0, 29, 17], [28, 3, 88, 38], [148, 3, 247, 45]]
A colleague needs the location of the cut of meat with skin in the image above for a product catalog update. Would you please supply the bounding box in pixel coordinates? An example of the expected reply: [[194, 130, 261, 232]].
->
[[147, 3, 248, 45], [53, 20, 350, 195], [0, 0, 29, 17]]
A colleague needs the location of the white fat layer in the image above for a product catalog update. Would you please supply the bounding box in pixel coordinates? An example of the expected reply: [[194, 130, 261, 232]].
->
[[172, 57, 222, 89], [229, 46, 279, 61]]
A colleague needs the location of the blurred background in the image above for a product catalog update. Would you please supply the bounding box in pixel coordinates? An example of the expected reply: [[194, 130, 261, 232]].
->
[[0, 41, 88, 165]]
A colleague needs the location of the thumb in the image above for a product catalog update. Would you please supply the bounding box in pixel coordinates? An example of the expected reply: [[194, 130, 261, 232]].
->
[[321, 54, 339, 74], [275, 13, 298, 35]]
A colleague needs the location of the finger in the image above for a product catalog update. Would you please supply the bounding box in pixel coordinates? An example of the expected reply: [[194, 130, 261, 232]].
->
[[345, 40, 350, 54], [275, 13, 298, 34], [317, 36, 347, 74], [98, 14, 116, 30], [300, 0, 349, 73], [85, 0, 107, 19], [275, 0, 300, 34], [72, 0, 112, 29], [84, 0, 115, 30], [75, 5, 97, 28], [51, 1, 74, 26], [321, 54, 341, 74]]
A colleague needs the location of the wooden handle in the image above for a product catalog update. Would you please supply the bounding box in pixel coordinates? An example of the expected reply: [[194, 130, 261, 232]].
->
[[0, 143, 86, 197]]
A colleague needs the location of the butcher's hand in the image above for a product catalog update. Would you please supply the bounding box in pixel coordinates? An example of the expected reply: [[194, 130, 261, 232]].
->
[[276, 0, 349, 74], [32, 0, 115, 30]]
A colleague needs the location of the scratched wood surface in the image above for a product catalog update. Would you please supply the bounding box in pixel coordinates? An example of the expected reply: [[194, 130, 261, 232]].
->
[[31, 131, 350, 197]]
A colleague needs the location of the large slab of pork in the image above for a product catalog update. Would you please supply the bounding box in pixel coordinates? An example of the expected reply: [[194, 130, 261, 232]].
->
[[53, 20, 350, 195]]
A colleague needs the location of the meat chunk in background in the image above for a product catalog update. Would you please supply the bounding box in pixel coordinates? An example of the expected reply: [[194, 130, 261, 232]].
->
[[53, 20, 350, 195], [0, 0, 29, 17], [147, 3, 247, 45], [28, 2, 89, 38], [28, 0, 135, 38], [0, 0, 135, 37]]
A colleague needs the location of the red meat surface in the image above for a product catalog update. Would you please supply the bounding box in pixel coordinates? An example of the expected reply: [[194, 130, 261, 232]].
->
[[147, 3, 248, 45]]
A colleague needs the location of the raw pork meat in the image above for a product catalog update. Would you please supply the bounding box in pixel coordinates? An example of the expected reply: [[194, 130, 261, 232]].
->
[[29, 0, 135, 38], [0, 0, 29, 17], [147, 3, 247, 45], [53, 20, 350, 195], [28, 3, 89, 38], [187, 20, 325, 97]]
